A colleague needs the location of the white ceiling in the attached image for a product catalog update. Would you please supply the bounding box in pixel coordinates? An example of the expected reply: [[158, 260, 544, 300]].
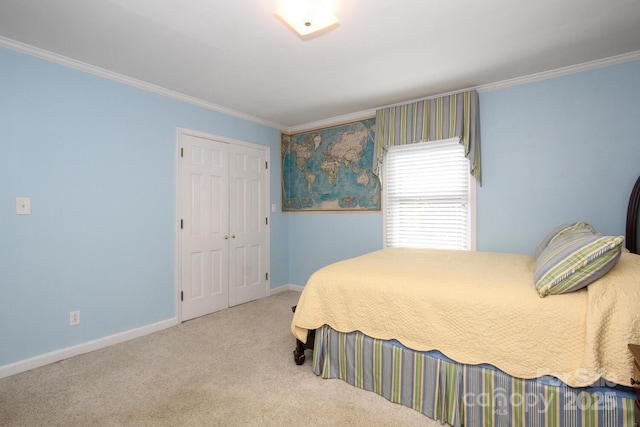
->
[[1, 0, 640, 131]]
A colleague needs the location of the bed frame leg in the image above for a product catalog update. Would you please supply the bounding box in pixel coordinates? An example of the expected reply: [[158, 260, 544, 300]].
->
[[292, 305, 314, 365], [292, 304, 306, 365], [293, 339, 306, 365]]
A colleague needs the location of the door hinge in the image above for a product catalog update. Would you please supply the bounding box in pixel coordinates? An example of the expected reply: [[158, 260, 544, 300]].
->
[[180, 147, 184, 157], [181, 291, 184, 301], [266, 272, 269, 281], [180, 219, 183, 229], [265, 161, 268, 170], [265, 217, 268, 225]]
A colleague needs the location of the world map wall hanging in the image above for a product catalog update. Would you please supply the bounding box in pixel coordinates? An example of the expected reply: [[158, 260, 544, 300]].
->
[[281, 118, 381, 212]]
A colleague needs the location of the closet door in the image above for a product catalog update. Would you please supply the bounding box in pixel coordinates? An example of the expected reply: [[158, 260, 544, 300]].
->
[[180, 135, 230, 321], [178, 130, 270, 321], [228, 144, 268, 307]]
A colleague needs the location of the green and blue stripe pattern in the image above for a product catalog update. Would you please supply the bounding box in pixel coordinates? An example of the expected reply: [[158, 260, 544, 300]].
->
[[312, 325, 634, 427], [534, 223, 624, 296]]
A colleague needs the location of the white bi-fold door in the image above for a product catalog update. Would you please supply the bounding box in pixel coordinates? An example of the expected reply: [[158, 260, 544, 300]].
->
[[178, 129, 269, 321]]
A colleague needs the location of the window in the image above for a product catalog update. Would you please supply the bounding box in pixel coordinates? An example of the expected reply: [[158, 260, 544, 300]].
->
[[383, 137, 475, 250]]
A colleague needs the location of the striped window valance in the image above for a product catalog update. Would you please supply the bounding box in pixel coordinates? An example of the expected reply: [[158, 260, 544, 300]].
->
[[374, 90, 481, 182]]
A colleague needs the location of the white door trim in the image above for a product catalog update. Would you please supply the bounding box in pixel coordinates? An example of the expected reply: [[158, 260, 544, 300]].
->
[[175, 127, 270, 322]]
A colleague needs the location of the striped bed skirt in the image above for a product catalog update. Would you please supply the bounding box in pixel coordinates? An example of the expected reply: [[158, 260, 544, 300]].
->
[[312, 325, 635, 427]]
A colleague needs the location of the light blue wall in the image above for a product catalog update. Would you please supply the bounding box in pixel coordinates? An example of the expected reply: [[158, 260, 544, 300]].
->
[[0, 47, 287, 366], [286, 59, 640, 284], [477, 59, 640, 254], [288, 213, 382, 286]]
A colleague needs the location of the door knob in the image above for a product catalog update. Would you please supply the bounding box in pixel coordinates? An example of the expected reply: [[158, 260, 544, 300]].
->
[[224, 235, 228, 240], [231, 234, 236, 239]]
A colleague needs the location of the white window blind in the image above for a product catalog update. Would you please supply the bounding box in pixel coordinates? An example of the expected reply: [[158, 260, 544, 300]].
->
[[383, 137, 471, 250]]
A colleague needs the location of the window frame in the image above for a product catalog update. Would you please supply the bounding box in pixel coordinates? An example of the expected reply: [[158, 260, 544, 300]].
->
[[381, 137, 477, 250]]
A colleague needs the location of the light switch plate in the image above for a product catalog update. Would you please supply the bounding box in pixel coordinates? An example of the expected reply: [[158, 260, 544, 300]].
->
[[16, 197, 31, 215]]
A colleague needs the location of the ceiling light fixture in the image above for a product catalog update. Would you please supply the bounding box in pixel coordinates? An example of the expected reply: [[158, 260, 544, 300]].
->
[[275, 0, 339, 38]]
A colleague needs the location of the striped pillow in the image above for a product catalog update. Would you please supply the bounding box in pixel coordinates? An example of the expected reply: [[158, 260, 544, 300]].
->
[[534, 222, 592, 257], [534, 225, 624, 297]]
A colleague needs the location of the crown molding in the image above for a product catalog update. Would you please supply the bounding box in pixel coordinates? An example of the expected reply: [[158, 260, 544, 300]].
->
[[0, 36, 285, 131], [3, 35, 638, 135], [283, 109, 376, 135], [476, 50, 640, 93], [282, 50, 640, 134]]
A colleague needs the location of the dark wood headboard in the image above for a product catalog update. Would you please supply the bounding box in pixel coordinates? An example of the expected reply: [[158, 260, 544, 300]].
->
[[627, 176, 640, 254]]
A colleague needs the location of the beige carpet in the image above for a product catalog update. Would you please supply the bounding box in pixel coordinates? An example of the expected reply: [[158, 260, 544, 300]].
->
[[0, 291, 441, 426]]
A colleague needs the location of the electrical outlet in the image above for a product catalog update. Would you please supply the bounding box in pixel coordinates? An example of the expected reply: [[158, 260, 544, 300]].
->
[[69, 310, 80, 326]]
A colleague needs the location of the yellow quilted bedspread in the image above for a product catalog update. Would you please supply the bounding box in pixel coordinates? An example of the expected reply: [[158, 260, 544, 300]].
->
[[291, 248, 640, 387]]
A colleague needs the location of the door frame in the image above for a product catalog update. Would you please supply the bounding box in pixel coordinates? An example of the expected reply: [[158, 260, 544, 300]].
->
[[175, 127, 271, 322]]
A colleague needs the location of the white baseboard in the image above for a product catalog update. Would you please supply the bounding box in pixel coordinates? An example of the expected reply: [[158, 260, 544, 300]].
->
[[2, 287, 305, 379], [0, 317, 179, 379], [269, 284, 304, 295]]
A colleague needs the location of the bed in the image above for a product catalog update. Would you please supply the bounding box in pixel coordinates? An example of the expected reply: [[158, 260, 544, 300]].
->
[[291, 176, 640, 427]]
